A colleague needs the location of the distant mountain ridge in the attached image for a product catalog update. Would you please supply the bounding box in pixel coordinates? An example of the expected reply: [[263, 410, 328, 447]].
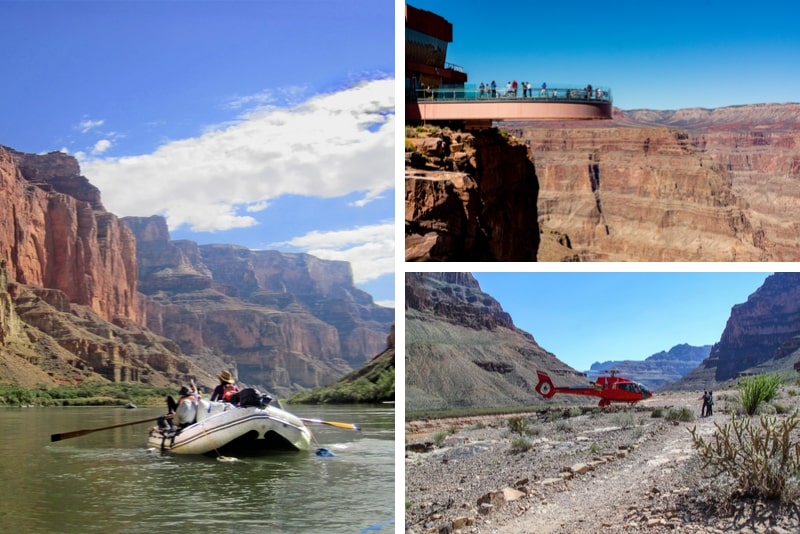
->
[[586, 343, 711, 391], [618, 103, 800, 131]]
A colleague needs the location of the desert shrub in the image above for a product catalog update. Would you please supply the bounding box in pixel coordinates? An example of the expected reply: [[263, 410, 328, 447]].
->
[[689, 412, 800, 502], [773, 403, 790, 415], [405, 139, 416, 152], [651, 407, 665, 418], [509, 437, 532, 454], [526, 423, 543, 437], [666, 406, 695, 423], [611, 411, 636, 429], [589, 442, 601, 455], [507, 416, 530, 435], [757, 403, 778, 415], [566, 407, 582, 418], [554, 419, 573, 433], [738, 373, 783, 416], [787, 389, 799, 397], [432, 430, 448, 448]]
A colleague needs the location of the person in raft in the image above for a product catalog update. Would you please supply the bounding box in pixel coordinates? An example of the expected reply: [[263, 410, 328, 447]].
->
[[161, 382, 200, 430], [210, 370, 240, 402]]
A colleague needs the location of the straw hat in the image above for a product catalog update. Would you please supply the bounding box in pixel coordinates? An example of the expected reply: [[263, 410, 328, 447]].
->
[[218, 370, 234, 384]]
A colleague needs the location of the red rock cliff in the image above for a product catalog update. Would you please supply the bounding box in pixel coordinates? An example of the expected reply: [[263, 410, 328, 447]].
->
[[405, 128, 539, 261], [0, 146, 140, 323], [124, 215, 394, 397], [507, 103, 800, 261]]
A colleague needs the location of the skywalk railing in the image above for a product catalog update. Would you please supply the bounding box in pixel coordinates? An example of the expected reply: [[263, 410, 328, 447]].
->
[[410, 84, 613, 104]]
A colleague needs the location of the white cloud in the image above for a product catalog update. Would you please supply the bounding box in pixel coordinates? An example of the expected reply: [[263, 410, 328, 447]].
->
[[226, 85, 310, 110], [92, 139, 112, 154], [77, 118, 104, 133], [81, 78, 394, 233], [274, 222, 395, 284]]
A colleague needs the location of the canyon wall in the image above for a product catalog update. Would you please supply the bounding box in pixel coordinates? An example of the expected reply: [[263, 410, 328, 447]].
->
[[406, 272, 584, 411], [0, 146, 140, 322], [0, 147, 392, 394], [675, 272, 800, 389], [405, 104, 800, 262], [0, 147, 215, 386], [405, 128, 541, 261], [125, 216, 394, 397], [509, 103, 800, 261]]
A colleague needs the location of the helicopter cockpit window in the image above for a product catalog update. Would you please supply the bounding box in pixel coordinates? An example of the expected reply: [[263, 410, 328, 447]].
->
[[619, 383, 642, 393]]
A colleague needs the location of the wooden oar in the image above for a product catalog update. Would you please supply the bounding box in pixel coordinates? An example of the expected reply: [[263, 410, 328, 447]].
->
[[50, 414, 171, 442], [300, 418, 360, 431]]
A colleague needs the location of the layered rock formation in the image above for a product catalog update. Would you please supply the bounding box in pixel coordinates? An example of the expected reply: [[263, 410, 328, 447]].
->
[[124, 216, 393, 397], [0, 251, 213, 388], [515, 125, 761, 261], [0, 146, 210, 387], [587, 343, 711, 391], [0, 146, 140, 322], [675, 272, 800, 389], [506, 103, 800, 261], [405, 128, 540, 261], [406, 272, 584, 411], [0, 146, 392, 394]]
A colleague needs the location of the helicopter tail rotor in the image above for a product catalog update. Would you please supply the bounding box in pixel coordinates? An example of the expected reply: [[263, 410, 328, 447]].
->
[[535, 370, 556, 398]]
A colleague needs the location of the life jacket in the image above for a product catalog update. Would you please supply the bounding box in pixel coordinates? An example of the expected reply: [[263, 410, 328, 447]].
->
[[221, 383, 239, 402]]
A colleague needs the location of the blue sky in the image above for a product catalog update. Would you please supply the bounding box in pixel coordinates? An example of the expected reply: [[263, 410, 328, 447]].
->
[[1, 1, 395, 306], [471, 271, 772, 372], [408, 0, 799, 110]]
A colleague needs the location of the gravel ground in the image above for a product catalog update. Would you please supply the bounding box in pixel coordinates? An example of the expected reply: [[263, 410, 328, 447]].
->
[[405, 390, 800, 533]]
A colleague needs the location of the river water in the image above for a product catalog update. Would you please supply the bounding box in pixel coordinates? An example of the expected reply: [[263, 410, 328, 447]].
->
[[0, 404, 394, 533]]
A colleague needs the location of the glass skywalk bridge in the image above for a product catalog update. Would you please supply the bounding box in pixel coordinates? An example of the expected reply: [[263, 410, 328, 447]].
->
[[406, 83, 613, 126]]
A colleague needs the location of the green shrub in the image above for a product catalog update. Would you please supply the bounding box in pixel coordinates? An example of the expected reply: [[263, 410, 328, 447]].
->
[[738, 373, 783, 415], [554, 419, 573, 433], [507, 416, 530, 435], [773, 403, 789, 415], [611, 411, 636, 429], [509, 437, 532, 454], [689, 412, 800, 502], [651, 407, 665, 418], [526, 423, 543, 437], [432, 430, 448, 448], [666, 406, 695, 423], [566, 407, 582, 418]]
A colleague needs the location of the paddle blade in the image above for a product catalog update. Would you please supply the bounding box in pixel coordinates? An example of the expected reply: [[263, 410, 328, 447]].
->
[[300, 418, 360, 430]]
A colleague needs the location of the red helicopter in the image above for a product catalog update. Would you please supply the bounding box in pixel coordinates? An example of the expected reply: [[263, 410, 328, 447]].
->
[[535, 370, 653, 406]]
